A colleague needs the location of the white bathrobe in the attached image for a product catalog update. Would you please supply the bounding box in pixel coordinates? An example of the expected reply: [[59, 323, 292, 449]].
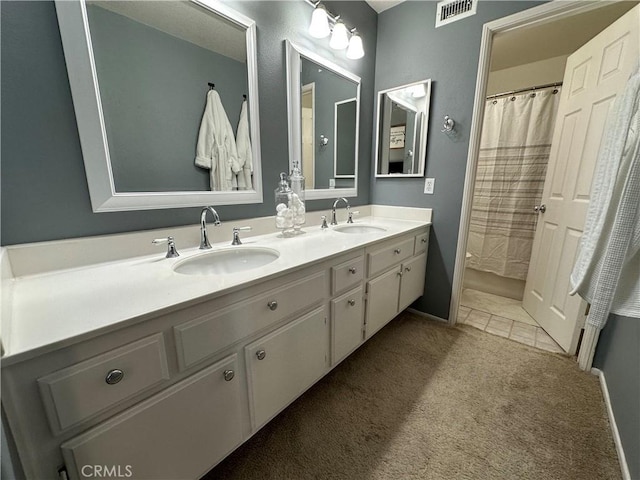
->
[[235, 100, 253, 190], [570, 64, 640, 329], [195, 90, 241, 191]]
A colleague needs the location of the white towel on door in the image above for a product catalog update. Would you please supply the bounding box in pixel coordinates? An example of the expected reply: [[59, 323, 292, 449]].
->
[[236, 99, 253, 190], [570, 64, 640, 329], [195, 90, 241, 191]]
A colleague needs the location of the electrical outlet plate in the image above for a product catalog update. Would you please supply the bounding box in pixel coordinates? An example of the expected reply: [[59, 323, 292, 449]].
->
[[424, 178, 435, 194]]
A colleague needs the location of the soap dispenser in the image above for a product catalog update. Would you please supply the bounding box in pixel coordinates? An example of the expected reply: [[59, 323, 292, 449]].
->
[[288, 162, 306, 234], [275, 172, 294, 237]]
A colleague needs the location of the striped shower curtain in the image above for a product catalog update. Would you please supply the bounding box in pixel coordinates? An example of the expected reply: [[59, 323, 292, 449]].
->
[[467, 87, 562, 280]]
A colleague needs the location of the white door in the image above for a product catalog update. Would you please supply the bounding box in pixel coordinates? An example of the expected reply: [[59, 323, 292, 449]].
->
[[523, 6, 639, 354], [301, 85, 315, 189]]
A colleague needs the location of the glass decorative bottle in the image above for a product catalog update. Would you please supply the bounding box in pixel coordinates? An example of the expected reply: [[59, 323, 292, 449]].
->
[[274, 172, 295, 237], [288, 162, 306, 235]]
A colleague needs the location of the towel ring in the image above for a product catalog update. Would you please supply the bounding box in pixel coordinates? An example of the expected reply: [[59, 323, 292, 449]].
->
[[441, 115, 455, 133]]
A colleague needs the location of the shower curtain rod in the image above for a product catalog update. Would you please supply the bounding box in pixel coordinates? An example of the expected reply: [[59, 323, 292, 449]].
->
[[486, 82, 563, 101]]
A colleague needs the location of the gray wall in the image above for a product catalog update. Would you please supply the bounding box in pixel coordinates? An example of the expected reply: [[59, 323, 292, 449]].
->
[[372, 1, 543, 319], [0, 0, 376, 245], [87, 4, 248, 192], [593, 314, 640, 480]]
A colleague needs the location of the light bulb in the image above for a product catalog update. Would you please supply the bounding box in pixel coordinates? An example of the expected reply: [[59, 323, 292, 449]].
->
[[309, 5, 330, 39], [346, 32, 364, 59], [330, 20, 349, 50]]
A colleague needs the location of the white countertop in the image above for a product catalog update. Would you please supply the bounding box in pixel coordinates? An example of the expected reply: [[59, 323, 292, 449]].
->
[[2, 209, 430, 363]]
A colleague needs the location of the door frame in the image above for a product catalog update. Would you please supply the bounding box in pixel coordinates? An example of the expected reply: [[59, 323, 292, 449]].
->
[[449, 0, 614, 369]]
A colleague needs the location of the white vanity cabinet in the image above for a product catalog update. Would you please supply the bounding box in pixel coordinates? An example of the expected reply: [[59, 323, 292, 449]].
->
[[364, 231, 429, 339], [60, 355, 243, 480], [1, 223, 430, 480], [245, 306, 329, 429]]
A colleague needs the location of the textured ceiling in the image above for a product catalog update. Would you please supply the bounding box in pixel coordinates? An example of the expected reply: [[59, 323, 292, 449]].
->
[[89, 1, 247, 62], [364, 0, 405, 14]]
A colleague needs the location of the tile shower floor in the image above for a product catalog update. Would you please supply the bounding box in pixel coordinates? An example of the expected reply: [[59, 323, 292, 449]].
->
[[459, 289, 565, 354]]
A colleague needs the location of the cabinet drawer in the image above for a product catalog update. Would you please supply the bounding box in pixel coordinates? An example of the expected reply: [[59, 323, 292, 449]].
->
[[61, 355, 243, 480], [245, 306, 329, 429], [38, 333, 169, 434], [331, 255, 364, 294], [414, 231, 429, 255], [367, 237, 414, 277], [175, 271, 327, 370], [331, 286, 364, 364]]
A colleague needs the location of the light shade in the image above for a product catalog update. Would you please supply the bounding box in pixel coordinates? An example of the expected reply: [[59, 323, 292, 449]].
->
[[330, 20, 349, 50], [346, 32, 364, 59], [309, 5, 330, 39]]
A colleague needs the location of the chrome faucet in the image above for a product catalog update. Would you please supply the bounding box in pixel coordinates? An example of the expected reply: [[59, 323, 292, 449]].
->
[[152, 236, 180, 258], [200, 206, 221, 249], [330, 197, 351, 225], [231, 226, 252, 245]]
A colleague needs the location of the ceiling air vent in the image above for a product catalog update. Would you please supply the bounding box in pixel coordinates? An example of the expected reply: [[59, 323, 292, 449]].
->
[[435, 0, 477, 28]]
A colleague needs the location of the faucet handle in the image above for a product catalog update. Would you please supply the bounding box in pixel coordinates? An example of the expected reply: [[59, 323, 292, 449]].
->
[[347, 210, 360, 224], [152, 236, 180, 258], [320, 215, 329, 229], [232, 226, 252, 245]]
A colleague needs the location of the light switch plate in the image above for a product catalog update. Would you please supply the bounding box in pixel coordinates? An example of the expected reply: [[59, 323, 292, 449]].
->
[[424, 178, 435, 194]]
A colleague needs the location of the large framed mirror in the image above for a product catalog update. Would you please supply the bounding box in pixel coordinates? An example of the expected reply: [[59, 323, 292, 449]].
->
[[374, 80, 431, 177], [55, 0, 262, 211], [286, 40, 360, 200]]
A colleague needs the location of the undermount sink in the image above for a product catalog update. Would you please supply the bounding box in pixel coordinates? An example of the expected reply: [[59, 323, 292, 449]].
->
[[333, 224, 387, 234], [173, 247, 280, 275]]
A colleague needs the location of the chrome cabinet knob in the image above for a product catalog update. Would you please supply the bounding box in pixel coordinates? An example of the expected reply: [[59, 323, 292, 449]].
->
[[405, 266, 412, 272], [421, 238, 427, 243], [349, 267, 357, 274], [397, 271, 403, 277], [105, 369, 124, 385], [267, 301, 278, 311], [223, 370, 235, 382], [394, 248, 401, 254], [534, 204, 546, 213], [256, 350, 266, 360], [348, 299, 356, 306]]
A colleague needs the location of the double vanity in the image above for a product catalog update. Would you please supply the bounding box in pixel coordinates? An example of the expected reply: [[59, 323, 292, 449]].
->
[[1, 206, 431, 479]]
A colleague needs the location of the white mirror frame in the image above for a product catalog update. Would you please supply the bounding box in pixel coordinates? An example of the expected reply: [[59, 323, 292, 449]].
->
[[374, 79, 431, 178], [55, 0, 263, 212], [285, 40, 360, 200]]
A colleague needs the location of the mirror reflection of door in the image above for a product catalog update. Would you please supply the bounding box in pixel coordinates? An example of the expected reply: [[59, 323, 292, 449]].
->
[[335, 98, 357, 178], [301, 83, 315, 189]]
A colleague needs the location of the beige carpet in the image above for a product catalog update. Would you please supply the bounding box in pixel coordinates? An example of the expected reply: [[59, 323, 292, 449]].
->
[[204, 312, 621, 480]]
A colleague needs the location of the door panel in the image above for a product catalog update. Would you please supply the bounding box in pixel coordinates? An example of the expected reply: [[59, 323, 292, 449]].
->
[[523, 6, 639, 353]]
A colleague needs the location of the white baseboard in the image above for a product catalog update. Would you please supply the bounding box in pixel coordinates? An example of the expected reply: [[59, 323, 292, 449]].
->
[[406, 308, 448, 323], [591, 368, 630, 480]]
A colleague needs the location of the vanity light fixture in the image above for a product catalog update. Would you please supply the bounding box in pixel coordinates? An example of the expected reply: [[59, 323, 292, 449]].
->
[[306, 1, 364, 59], [346, 31, 364, 59], [329, 19, 349, 50], [309, 4, 330, 38]]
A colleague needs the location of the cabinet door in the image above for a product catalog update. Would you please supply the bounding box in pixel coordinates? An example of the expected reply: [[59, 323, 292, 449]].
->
[[365, 266, 401, 340], [245, 306, 329, 429], [61, 355, 243, 480], [331, 286, 364, 364], [399, 253, 427, 311]]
